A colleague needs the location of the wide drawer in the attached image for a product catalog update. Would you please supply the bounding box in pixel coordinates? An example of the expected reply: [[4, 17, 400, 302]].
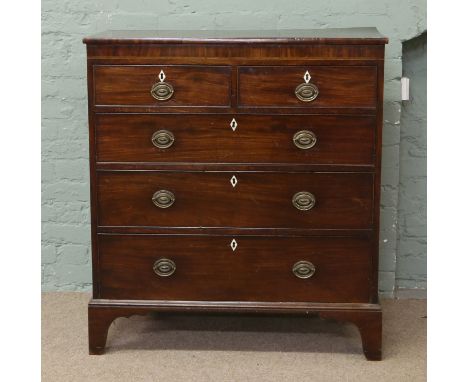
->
[[238, 66, 377, 108], [98, 234, 372, 303], [93, 65, 231, 107], [97, 171, 374, 229], [95, 114, 376, 165]]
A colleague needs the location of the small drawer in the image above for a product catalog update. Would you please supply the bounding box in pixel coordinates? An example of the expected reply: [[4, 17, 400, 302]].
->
[[93, 65, 231, 107], [97, 171, 374, 229], [98, 234, 372, 303], [238, 66, 377, 108], [95, 114, 376, 165]]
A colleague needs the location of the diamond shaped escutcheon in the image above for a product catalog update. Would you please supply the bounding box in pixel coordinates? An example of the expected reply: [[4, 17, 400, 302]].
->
[[158, 70, 166, 82], [230, 118, 237, 131], [230, 175, 238, 187], [230, 239, 238, 251]]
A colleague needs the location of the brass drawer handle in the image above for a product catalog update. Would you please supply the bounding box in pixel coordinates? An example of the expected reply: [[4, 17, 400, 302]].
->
[[152, 130, 175, 149], [153, 258, 176, 277], [152, 190, 175, 208], [151, 70, 174, 101], [292, 261, 316, 279], [292, 191, 316, 211], [295, 83, 319, 102], [151, 82, 174, 101], [293, 130, 317, 149]]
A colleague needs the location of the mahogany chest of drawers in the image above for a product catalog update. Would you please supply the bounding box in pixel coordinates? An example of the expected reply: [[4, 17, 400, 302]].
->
[[83, 28, 388, 360]]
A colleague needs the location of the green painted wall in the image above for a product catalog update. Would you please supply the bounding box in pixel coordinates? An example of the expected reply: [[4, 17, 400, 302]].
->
[[41, 0, 427, 295], [396, 32, 427, 294]]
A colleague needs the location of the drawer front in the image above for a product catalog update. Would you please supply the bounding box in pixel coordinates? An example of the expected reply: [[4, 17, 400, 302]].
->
[[97, 171, 374, 229], [94, 65, 231, 107], [238, 66, 377, 108], [98, 235, 372, 303], [96, 114, 376, 165]]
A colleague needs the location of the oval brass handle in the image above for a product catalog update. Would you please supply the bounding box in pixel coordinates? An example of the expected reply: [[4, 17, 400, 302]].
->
[[295, 83, 319, 102], [152, 190, 175, 208], [153, 258, 176, 277], [292, 261, 316, 279], [292, 191, 316, 211], [293, 130, 317, 149], [152, 130, 175, 149], [151, 81, 174, 101]]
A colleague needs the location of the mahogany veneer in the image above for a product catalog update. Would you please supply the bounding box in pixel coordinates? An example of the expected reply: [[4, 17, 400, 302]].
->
[[97, 171, 374, 229], [98, 235, 373, 303], [84, 28, 388, 360], [238, 65, 377, 108], [94, 65, 231, 107], [95, 114, 376, 165]]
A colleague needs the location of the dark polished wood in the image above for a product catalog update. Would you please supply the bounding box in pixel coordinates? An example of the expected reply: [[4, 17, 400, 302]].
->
[[88, 299, 382, 360], [95, 114, 376, 165], [94, 65, 231, 107], [98, 234, 372, 302], [84, 28, 387, 359], [97, 171, 374, 229], [319, 308, 382, 360], [87, 45, 385, 63], [238, 66, 377, 108], [83, 28, 388, 45]]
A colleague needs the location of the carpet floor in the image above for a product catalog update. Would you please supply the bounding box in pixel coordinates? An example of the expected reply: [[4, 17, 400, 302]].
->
[[42, 292, 426, 381]]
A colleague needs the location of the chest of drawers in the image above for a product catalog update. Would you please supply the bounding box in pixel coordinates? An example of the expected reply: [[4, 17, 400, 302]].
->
[[83, 28, 388, 360]]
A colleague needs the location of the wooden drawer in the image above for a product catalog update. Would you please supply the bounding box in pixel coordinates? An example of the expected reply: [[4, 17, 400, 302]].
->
[[98, 234, 372, 303], [93, 65, 231, 107], [97, 171, 374, 229], [238, 66, 377, 108], [95, 114, 376, 165]]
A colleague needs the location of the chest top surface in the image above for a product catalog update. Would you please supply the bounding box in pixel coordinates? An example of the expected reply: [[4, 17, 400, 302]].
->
[[83, 27, 388, 45]]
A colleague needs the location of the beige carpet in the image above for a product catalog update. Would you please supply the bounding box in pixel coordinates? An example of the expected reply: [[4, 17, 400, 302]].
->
[[42, 293, 426, 381]]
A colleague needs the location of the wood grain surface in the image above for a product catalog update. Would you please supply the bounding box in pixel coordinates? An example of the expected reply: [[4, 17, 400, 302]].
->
[[95, 114, 376, 165], [94, 65, 231, 107], [97, 171, 374, 229], [98, 234, 372, 303], [238, 66, 377, 108]]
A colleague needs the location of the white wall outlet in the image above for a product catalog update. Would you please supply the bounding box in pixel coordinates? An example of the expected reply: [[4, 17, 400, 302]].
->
[[401, 77, 410, 101]]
